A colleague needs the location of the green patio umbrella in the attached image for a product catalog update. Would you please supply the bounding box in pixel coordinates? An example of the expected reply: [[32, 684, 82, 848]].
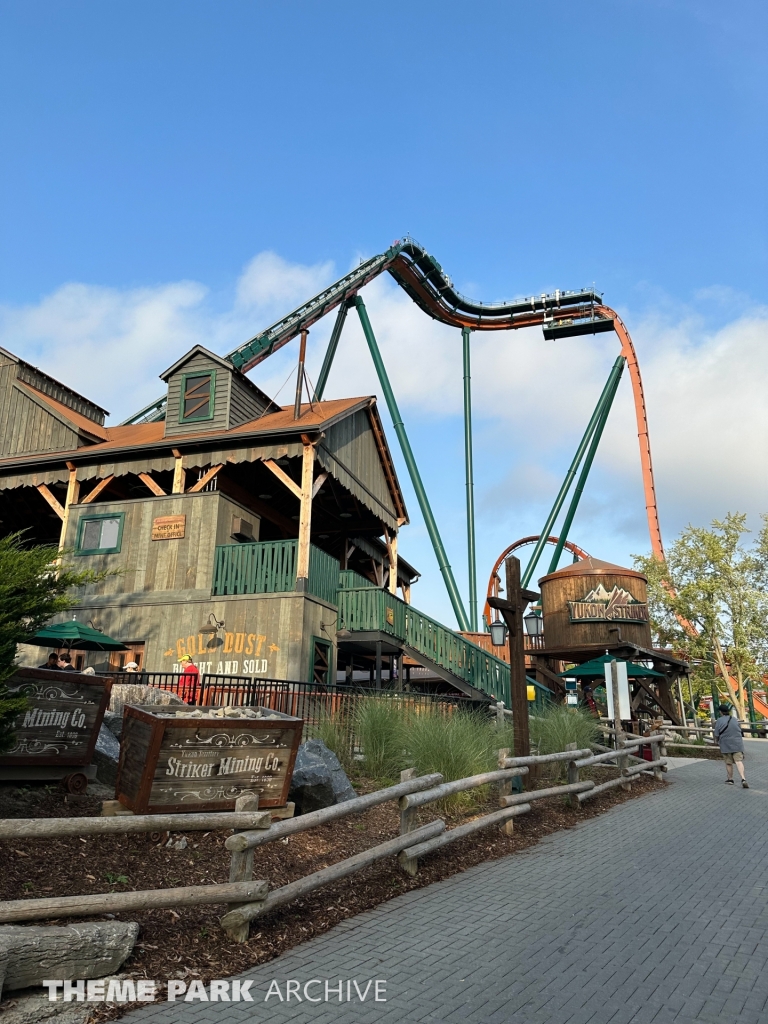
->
[[22, 620, 129, 651], [559, 654, 664, 679]]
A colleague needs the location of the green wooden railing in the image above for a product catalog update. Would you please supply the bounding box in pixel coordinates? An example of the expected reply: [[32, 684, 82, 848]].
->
[[338, 569, 376, 590], [337, 586, 511, 705], [213, 540, 340, 606], [214, 545, 511, 702]]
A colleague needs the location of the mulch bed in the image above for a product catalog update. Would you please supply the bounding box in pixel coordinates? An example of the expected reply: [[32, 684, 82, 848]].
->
[[0, 769, 665, 1019]]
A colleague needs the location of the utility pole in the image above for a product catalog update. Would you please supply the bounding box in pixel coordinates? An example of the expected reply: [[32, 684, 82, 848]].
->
[[488, 555, 539, 759]]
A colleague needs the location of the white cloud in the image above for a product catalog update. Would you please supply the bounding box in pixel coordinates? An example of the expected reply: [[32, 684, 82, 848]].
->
[[1, 253, 766, 624]]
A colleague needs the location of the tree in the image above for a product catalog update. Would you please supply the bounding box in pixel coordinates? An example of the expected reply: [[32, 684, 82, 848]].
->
[[634, 513, 768, 721], [0, 533, 109, 752]]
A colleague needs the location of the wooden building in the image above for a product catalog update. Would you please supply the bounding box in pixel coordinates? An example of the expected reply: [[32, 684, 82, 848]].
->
[[0, 344, 422, 683]]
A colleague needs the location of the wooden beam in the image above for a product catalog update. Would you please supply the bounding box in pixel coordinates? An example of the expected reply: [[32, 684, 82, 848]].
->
[[312, 471, 328, 499], [138, 472, 166, 497], [535, 657, 566, 695], [263, 459, 302, 501], [296, 443, 315, 584], [187, 464, 223, 493], [489, 556, 530, 758], [59, 466, 81, 550], [37, 484, 64, 520], [80, 476, 114, 505], [216, 476, 296, 536], [172, 451, 185, 494], [384, 527, 398, 596]]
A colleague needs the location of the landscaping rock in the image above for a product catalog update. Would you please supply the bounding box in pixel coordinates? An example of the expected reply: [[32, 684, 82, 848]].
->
[[92, 724, 121, 788], [108, 684, 184, 717], [288, 739, 355, 814], [0, 922, 138, 995], [101, 710, 123, 740]]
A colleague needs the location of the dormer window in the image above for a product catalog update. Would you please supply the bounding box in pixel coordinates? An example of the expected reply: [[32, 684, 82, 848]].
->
[[181, 372, 215, 422]]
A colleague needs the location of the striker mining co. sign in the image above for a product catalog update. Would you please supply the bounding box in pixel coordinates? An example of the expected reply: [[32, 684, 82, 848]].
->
[[568, 583, 649, 623]]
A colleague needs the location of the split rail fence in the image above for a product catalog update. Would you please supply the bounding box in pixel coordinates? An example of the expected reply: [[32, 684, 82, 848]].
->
[[0, 737, 666, 941]]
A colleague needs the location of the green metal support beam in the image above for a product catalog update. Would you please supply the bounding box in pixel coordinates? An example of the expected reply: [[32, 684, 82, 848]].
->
[[521, 355, 626, 589], [354, 296, 471, 632], [315, 300, 350, 399], [462, 327, 478, 632], [545, 358, 625, 575]]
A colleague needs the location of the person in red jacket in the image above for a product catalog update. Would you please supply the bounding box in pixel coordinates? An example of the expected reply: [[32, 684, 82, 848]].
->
[[179, 655, 200, 704]]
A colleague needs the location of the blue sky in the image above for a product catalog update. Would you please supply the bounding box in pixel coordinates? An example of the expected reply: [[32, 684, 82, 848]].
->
[[1, 0, 766, 626]]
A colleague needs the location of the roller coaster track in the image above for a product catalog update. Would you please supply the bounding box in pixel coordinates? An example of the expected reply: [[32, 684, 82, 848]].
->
[[124, 237, 664, 563]]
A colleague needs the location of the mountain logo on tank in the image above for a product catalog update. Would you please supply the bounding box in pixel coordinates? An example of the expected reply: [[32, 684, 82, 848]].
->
[[567, 583, 649, 623]]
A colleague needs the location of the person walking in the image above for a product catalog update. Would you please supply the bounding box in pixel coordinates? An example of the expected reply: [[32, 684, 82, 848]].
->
[[714, 703, 748, 788]]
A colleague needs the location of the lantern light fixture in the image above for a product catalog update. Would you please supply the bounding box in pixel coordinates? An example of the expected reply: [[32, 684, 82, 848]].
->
[[489, 619, 507, 647], [523, 607, 544, 637]]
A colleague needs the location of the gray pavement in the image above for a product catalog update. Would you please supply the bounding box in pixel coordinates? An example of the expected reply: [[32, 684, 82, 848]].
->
[[124, 741, 768, 1024]]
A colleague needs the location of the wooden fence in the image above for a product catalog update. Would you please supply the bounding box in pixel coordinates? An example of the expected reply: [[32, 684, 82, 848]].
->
[[0, 739, 666, 940]]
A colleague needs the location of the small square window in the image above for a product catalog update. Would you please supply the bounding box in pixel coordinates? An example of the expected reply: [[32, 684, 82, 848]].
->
[[181, 372, 215, 422], [76, 514, 124, 555]]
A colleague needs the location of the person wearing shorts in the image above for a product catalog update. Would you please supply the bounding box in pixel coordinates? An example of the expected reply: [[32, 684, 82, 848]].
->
[[714, 703, 748, 788]]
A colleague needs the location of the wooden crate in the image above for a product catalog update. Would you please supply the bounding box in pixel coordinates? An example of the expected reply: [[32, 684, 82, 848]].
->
[[0, 668, 112, 768], [116, 704, 303, 814]]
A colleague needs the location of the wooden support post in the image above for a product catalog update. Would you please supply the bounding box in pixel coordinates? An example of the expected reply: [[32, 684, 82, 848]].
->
[[59, 464, 80, 551], [488, 556, 537, 765], [397, 768, 419, 876], [495, 702, 506, 729], [650, 739, 664, 781], [384, 528, 398, 596], [507, 557, 530, 760], [497, 748, 515, 834], [295, 440, 315, 589], [566, 742, 580, 806], [225, 795, 264, 943], [172, 450, 185, 494]]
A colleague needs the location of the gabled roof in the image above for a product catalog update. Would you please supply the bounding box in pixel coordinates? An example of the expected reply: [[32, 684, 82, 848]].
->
[[16, 382, 109, 442], [0, 345, 109, 420], [159, 345, 236, 381], [158, 344, 281, 415]]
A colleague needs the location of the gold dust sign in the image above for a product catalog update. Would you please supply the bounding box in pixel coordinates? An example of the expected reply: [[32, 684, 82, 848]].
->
[[152, 515, 186, 541]]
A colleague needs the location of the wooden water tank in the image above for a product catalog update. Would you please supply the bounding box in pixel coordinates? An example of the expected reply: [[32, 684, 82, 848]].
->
[[539, 556, 652, 650]]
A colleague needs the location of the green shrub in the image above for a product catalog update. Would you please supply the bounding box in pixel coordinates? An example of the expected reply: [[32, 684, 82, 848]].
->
[[406, 708, 500, 805], [311, 711, 354, 773], [529, 704, 599, 777], [354, 697, 410, 781]]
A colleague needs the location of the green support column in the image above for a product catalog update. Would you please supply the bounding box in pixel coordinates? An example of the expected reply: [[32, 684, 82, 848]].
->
[[521, 356, 626, 589], [545, 359, 625, 574], [355, 296, 471, 632], [315, 300, 350, 399], [463, 326, 478, 632]]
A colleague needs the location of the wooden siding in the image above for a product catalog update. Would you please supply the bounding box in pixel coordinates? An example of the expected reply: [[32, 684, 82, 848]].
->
[[64, 491, 260, 598], [228, 372, 271, 427], [15, 590, 333, 683], [0, 371, 81, 458], [164, 351, 231, 437], [15, 362, 105, 425], [540, 571, 652, 649], [319, 409, 398, 527]]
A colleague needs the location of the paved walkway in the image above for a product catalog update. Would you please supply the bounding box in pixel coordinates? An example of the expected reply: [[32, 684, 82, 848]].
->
[[126, 742, 768, 1024]]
